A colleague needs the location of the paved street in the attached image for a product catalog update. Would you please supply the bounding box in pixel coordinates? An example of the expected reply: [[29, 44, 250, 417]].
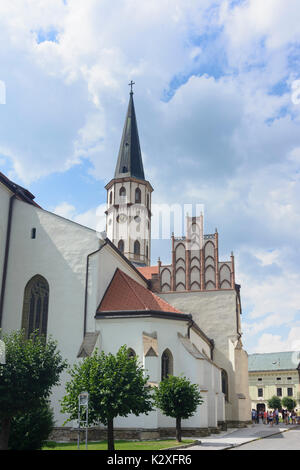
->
[[188, 423, 300, 450], [230, 427, 300, 450]]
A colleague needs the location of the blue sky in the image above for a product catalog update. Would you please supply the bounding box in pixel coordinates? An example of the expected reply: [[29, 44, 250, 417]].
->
[[0, 0, 300, 355]]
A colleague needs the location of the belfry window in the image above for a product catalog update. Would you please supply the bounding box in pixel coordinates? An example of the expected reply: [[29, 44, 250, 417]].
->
[[135, 187, 141, 203], [21, 275, 49, 339], [134, 240, 140, 257], [119, 187, 126, 198], [161, 349, 173, 380], [118, 240, 124, 253]]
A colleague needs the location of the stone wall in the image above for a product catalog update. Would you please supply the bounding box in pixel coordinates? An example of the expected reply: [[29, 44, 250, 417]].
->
[[49, 425, 223, 442]]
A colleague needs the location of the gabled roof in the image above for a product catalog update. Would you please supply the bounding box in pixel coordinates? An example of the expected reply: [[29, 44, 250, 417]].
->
[[248, 351, 300, 372], [137, 265, 159, 280], [97, 268, 182, 315], [0, 171, 41, 207], [114, 92, 145, 181]]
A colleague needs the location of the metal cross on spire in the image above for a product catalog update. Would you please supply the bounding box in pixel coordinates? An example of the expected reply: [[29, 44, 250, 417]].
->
[[128, 80, 135, 94]]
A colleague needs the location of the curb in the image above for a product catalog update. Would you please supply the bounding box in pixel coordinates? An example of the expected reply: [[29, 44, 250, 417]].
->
[[163, 440, 202, 450], [223, 427, 291, 450]]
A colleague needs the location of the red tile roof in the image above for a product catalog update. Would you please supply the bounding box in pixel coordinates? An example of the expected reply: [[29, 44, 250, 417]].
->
[[97, 268, 182, 314], [137, 265, 159, 279]]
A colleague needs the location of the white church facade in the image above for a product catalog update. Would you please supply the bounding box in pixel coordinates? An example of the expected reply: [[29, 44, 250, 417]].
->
[[0, 89, 251, 438]]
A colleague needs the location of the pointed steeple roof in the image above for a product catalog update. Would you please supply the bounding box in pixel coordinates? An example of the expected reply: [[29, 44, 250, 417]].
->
[[114, 89, 145, 181]]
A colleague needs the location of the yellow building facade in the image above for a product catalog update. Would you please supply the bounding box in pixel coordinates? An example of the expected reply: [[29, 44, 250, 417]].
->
[[248, 352, 300, 413]]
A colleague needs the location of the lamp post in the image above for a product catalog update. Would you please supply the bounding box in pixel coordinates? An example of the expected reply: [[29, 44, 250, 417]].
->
[[77, 392, 89, 450]]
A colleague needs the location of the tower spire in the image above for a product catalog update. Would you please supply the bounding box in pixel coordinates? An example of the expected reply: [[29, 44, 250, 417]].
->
[[128, 80, 135, 94], [114, 84, 145, 181]]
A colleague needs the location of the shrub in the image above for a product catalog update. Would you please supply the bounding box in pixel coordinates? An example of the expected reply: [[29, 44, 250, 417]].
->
[[8, 400, 55, 450]]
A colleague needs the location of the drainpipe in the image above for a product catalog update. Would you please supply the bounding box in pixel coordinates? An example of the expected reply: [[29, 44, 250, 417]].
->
[[0, 195, 16, 328], [83, 240, 108, 337]]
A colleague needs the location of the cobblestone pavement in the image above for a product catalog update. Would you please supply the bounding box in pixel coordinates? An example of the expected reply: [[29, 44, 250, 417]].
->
[[186, 423, 299, 450]]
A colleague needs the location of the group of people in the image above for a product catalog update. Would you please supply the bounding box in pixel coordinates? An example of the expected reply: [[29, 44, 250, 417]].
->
[[252, 408, 300, 426]]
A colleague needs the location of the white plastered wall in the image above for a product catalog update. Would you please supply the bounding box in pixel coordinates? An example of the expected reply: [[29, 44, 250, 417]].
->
[[158, 289, 250, 423], [0, 183, 11, 293]]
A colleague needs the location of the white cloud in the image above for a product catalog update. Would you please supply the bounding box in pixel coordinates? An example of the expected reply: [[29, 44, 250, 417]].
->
[[254, 327, 300, 354], [53, 201, 106, 232], [1, 0, 300, 355]]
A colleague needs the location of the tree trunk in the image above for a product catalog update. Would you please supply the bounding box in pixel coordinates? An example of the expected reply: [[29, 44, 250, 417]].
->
[[107, 418, 114, 451], [176, 417, 182, 442], [0, 416, 11, 450]]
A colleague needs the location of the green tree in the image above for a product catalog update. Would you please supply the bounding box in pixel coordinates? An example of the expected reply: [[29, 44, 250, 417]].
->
[[0, 330, 67, 450], [282, 397, 296, 412], [267, 395, 282, 411], [8, 400, 54, 450], [61, 345, 153, 451], [154, 375, 203, 442]]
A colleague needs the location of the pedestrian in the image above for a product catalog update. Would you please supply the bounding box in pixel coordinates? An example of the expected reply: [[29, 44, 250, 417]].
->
[[269, 410, 274, 426], [286, 411, 290, 425], [263, 410, 267, 425], [252, 409, 256, 425], [275, 408, 279, 425]]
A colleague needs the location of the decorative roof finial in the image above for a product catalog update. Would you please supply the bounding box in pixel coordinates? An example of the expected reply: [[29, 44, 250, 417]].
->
[[128, 80, 135, 95]]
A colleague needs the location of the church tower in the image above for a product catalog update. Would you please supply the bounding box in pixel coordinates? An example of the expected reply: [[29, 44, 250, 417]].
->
[[105, 84, 153, 267]]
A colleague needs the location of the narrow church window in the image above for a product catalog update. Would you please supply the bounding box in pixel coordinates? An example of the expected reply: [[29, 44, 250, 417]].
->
[[118, 240, 124, 253], [134, 240, 140, 258], [221, 369, 229, 402], [109, 191, 113, 205], [147, 193, 150, 209], [119, 187, 126, 197], [161, 349, 173, 380], [128, 348, 136, 358], [31, 228, 36, 239], [22, 275, 49, 339], [135, 187, 141, 203]]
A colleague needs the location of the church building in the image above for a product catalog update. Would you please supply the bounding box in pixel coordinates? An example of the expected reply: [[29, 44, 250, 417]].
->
[[0, 86, 251, 438]]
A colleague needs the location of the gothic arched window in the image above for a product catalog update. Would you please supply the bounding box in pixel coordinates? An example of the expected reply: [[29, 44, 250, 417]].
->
[[118, 239, 124, 253], [119, 187, 126, 198], [161, 349, 173, 380], [134, 240, 140, 257], [221, 369, 229, 402], [22, 275, 49, 339], [135, 187, 141, 203], [128, 348, 136, 358]]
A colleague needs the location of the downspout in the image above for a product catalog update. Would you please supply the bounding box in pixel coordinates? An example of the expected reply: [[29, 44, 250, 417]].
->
[[0, 195, 16, 328], [83, 240, 108, 337]]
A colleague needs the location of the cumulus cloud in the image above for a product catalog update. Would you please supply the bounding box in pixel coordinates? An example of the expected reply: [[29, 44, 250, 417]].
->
[[0, 0, 300, 354]]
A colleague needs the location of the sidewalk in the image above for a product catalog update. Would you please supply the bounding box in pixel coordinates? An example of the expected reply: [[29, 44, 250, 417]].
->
[[187, 423, 296, 450]]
